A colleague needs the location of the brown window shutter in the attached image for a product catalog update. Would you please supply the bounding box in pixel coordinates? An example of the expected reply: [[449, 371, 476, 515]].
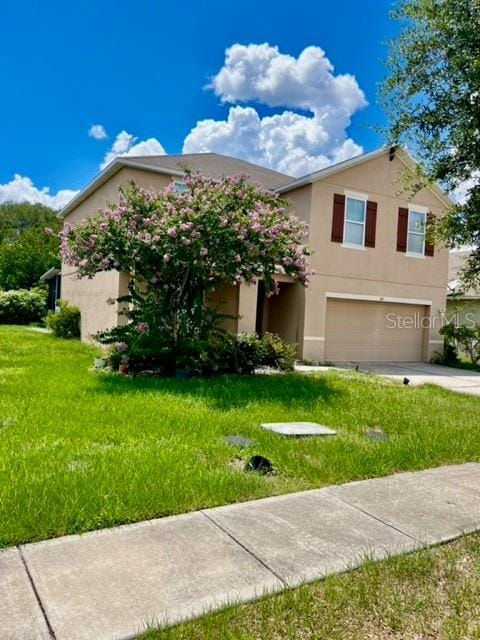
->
[[365, 201, 377, 248], [331, 193, 345, 243], [397, 207, 409, 252], [425, 213, 435, 257]]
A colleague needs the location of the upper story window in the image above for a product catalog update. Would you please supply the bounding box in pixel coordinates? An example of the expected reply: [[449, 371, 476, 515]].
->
[[344, 196, 366, 247], [407, 210, 426, 255], [331, 192, 377, 248], [174, 181, 188, 193], [397, 205, 434, 257]]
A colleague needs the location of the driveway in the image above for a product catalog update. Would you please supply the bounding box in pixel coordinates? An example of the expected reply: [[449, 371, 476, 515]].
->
[[295, 362, 480, 396], [357, 362, 480, 396]]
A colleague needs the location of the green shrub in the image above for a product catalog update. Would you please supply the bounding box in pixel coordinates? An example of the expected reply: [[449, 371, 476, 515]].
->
[[0, 288, 47, 324], [46, 301, 80, 339], [104, 330, 296, 376], [257, 332, 297, 370], [440, 322, 480, 365], [433, 340, 459, 366]]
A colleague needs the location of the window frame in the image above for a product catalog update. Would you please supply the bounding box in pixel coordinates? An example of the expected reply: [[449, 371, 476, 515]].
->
[[342, 192, 367, 249], [174, 181, 188, 193], [406, 207, 427, 257]]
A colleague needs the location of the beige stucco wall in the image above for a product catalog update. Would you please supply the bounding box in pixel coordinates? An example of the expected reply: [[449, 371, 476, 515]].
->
[[206, 284, 239, 333], [287, 153, 449, 362], [62, 167, 173, 340]]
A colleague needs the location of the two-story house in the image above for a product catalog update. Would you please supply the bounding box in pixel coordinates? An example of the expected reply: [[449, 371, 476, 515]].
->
[[60, 147, 451, 363]]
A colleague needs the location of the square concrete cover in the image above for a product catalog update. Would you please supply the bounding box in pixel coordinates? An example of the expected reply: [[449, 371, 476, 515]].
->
[[325, 470, 480, 544], [21, 512, 282, 640], [0, 548, 51, 640], [204, 489, 416, 587], [261, 422, 337, 436]]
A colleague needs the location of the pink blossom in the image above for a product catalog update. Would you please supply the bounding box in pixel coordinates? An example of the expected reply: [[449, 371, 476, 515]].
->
[[163, 254, 170, 263], [136, 322, 150, 333], [44, 227, 54, 237], [115, 342, 128, 352], [200, 247, 208, 257], [167, 228, 177, 238]]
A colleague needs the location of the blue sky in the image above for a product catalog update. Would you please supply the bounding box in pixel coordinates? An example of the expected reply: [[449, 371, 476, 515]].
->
[[0, 0, 398, 208]]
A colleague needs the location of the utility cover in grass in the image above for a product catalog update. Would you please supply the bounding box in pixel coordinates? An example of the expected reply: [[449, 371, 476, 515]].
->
[[366, 428, 391, 442], [224, 435, 254, 448], [261, 422, 337, 437]]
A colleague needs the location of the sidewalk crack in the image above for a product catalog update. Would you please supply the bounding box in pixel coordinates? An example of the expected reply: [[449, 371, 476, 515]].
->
[[201, 511, 286, 587], [327, 493, 422, 544], [18, 546, 57, 639]]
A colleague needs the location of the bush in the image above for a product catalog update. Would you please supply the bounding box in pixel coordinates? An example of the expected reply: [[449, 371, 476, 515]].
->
[[256, 332, 297, 370], [46, 301, 80, 338], [104, 330, 296, 376], [440, 322, 480, 365], [0, 288, 47, 324], [433, 340, 459, 366]]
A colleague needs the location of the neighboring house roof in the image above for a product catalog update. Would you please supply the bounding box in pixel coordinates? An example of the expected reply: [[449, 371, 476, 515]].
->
[[278, 146, 454, 207], [40, 267, 61, 281], [60, 153, 293, 218], [447, 251, 480, 299]]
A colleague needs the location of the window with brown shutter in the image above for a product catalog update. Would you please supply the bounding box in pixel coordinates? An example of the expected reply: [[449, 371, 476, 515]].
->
[[365, 201, 377, 248], [331, 194, 345, 243], [425, 213, 435, 257], [397, 207, 409, 252]]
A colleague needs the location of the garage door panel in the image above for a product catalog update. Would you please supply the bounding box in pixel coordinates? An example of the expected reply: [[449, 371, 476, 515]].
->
[[325, 300, 426, 363]]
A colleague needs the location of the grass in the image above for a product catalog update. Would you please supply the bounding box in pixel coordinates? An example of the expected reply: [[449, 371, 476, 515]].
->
[[142, 534, 480, 639], [1, 325, 480, 548], [455, 357, 480, 373]]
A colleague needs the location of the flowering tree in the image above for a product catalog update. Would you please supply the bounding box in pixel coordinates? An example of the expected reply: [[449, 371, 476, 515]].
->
[[61, 173, 310, 370]]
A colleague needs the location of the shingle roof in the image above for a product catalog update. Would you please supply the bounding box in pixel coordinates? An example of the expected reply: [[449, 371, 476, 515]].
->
[[124, 153, 293, 190], [60, 153, 293, 217]]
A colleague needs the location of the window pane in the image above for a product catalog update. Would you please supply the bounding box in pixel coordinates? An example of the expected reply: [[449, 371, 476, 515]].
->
[[408, 211, 425, 233], [174, 182, 187, 193], [345, 221, 364, 245], [407, 232, 424, 254], [346, 198, 365, 223]]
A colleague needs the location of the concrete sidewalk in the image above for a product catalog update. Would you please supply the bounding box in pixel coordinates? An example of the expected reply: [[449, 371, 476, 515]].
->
[[3, 463, 480, 640]]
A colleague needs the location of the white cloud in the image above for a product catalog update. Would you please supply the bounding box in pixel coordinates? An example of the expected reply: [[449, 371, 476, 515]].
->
[[211, 43, 367, 116], [100, 130, 166, 170], [452, 172, 479, 205], [0, 174, 78, 210], [88, 124, 108, 140], [185, 43, 366, 176], [184, 106, 363, 177]]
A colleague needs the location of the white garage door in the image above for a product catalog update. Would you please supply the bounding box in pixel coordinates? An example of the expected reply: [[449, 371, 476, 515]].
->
[[325, 299, 427, 363]]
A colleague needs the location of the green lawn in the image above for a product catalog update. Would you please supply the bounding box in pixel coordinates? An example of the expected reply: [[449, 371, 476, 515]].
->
[[1, 325, 479, 548], [143, 534, 480, 640]]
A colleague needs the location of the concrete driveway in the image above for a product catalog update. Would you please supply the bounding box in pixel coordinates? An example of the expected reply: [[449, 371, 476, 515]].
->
[[358, 362, 480, 396], [295, 362, 480, 396]]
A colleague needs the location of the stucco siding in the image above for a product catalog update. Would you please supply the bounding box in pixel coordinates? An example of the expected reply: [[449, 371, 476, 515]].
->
[[61, 168, 173, 340], [287, 153, 449, 362]]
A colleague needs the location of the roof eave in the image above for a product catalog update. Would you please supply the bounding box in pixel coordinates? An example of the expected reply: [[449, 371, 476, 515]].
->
[[277, 148, 388, 194], [59, 158, 187, 219]]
